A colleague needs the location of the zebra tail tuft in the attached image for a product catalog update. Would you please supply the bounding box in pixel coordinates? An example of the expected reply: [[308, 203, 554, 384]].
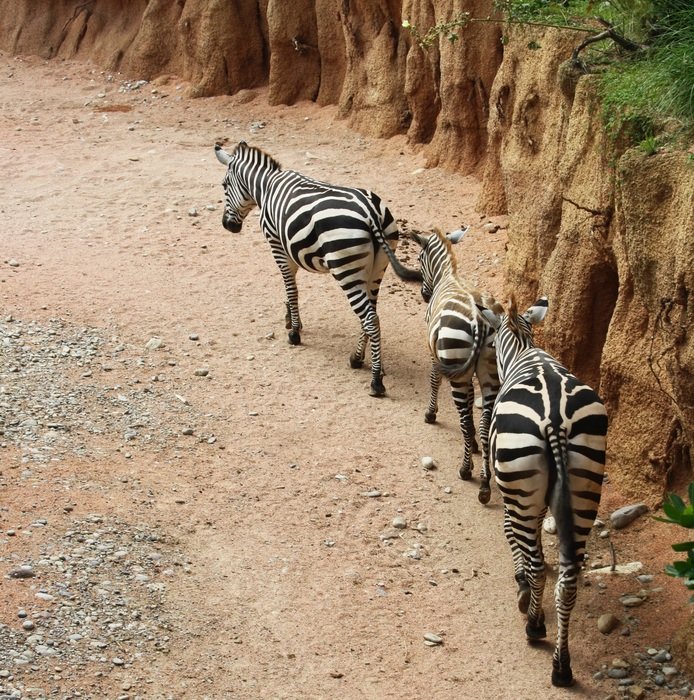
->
[[548, 425, 577, 566]]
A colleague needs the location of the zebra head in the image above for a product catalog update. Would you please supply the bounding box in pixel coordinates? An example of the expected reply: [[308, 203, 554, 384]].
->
[[215, 142, 258, 233], [411, 227, 467, 303], [478, 295, 549, 374]]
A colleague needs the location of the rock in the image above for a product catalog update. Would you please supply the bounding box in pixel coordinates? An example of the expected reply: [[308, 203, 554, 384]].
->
[[585, 561, 643, 576], [8, 565, 35, 579], [421, 456, 437, 471], [625, 686, 645, 699], [194, 368, 209, 377], [620, 593, 647, 607], [542, 516, 557, 534], [392, 516, 407, 529], [7, 258, 19, 267], [188, 333, 200, 340], [608, 668, 628, 679], [144, 337, 163, 351], [610, 503, 648, 529], [598, 613, 620, 634], [361, 490, 381, 498], [423, 632, 443, 645]]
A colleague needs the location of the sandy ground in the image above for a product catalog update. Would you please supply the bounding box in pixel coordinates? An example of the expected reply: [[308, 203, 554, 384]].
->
[[0, 52, 691, 700]]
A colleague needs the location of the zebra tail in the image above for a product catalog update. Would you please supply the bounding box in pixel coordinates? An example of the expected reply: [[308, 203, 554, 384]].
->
[[373, 224, 423, 282], [547, 424, 577, 566]]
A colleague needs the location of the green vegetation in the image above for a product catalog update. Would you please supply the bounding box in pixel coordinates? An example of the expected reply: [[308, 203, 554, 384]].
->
[[654, 483, 694, 602], [402, 0, 694, 141]]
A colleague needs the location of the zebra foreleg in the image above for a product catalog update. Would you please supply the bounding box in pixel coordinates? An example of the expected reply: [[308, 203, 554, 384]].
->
[[349, 331, 367, 369], [477, 402, 493, 504], [424, 363, 442, 423], [451, 380, 475, 480], [503, 507, 530, 612]]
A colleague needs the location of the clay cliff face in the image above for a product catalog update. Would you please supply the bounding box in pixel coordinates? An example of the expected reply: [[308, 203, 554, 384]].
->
[[1, 3, 691, 501], [480, 26, 693, 505]]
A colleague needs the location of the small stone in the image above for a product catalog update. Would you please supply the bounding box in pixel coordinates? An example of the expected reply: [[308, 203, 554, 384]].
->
[[611, 658, 631, 670], [181, 427, 194, 436], [7, 259, 19, 267], [443, 486, 452, 494], [610, 503, 648, 529], [194, 368, 209, 377], [188, 208, 198, 217], [145, 337, 163, 351], [597, 613, 620, 634], [421, 456, 437, 471], [620, 594, 646, 607], [655, 674, 666, 686], [361, 490, 382, 498], [653, 650, 672, 663], [189, 333, 199, 341], [423, 632, 443, 645], [22, 620, 35, 631], [8, 565, 35, 579], [392, 516, 407, 530], [625, 686, 644, 699], [662, 666, 678, 678], [112, 657, 125, 666], [542, 516, 557, 534], [636, 574, 654, 585], [608, 668, 628, 679]]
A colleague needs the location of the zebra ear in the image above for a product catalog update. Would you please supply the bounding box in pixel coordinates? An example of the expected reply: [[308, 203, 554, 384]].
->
[[446, 226, 469, 244], [215, 144, 231, 166], [477, 303, 501, 330], [523, 296, 549, 325], [410, 232, 428, 248]]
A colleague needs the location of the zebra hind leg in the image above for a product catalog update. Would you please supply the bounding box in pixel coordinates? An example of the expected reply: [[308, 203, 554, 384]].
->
[[424, 363, 442, 424], [476, 397, 495, 505], [551, 561, 579, 686]]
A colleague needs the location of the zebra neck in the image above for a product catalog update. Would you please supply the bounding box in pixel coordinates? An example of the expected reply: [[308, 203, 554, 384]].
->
[[238, 159, 275, 207]]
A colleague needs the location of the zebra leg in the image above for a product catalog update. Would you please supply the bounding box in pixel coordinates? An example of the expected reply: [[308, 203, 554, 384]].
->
[[524, 512, 548, 641], [551, 561, 578, 687], [347, 290, 385, 396], [275, 257, 302, 345], [450, 379, 475, 480], [467, 390, 479, 454], [476, 389, 497, 505], [349, 331, 367, 369], [424, 363, 442, 423], [503, 507, 530, 613]]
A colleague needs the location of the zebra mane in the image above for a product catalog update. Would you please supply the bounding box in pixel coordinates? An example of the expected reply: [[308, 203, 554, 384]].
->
[[506, 293, 521, 337], [235, 142, 283, 172], [432, 228, 457, 275]]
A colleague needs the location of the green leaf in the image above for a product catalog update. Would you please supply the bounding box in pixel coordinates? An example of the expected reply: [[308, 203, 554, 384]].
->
[[672, 541, 694, 552], [665, 564, 679, 577], [663, 493, 686, 520]]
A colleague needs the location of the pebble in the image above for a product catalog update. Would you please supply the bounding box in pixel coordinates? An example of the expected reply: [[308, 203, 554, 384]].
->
[[361, 490, 382, 498], [610, 503, 648, 529], [194, 368, 209, 376], [392, 516, 407, 529], [608, 668, 629, 679], [620, 594, 646, 607], [21, 620, 35, 631], [597, 613, 620, 634], [420, 456, 437, 471], [144, 336, 163, 350], [188, 333, 199, 341], [542, 516, 557, 534], [423, 632, 443, 646], [8, 258, 19, 267], [181, 427, 194, 436]]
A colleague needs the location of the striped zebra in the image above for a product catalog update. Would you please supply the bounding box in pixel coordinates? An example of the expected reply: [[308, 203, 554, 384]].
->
[[480, 295, 607, 687], [411, 228, 501, 504], [214, 142, 420, 397]]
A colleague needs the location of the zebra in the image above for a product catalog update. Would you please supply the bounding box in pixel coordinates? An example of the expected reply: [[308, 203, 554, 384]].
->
[[214, 141, 421, 397], [410, 228, 502, 504], [479, 294, 607, 687]]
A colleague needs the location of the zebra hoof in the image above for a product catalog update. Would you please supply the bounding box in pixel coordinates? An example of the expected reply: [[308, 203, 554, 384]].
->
[[369, 379, 386, 397], [288, 330, 301, 345], [526, 620, 547, 641], [478, 485, 491, 505], [349, 354, 364, 369], [551, 667, 574, 688], [459, 467, 472, 481], [424, 411, 437, 424]]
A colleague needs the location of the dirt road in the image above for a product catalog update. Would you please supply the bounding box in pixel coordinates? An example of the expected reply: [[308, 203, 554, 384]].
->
[[0, 52, 689, 700]]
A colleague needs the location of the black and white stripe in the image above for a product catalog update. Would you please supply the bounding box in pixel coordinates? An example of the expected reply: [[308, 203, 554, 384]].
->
[[215, 142, 420, 397], [412, 228, 501, 504], [481, 295, 607, 687]]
